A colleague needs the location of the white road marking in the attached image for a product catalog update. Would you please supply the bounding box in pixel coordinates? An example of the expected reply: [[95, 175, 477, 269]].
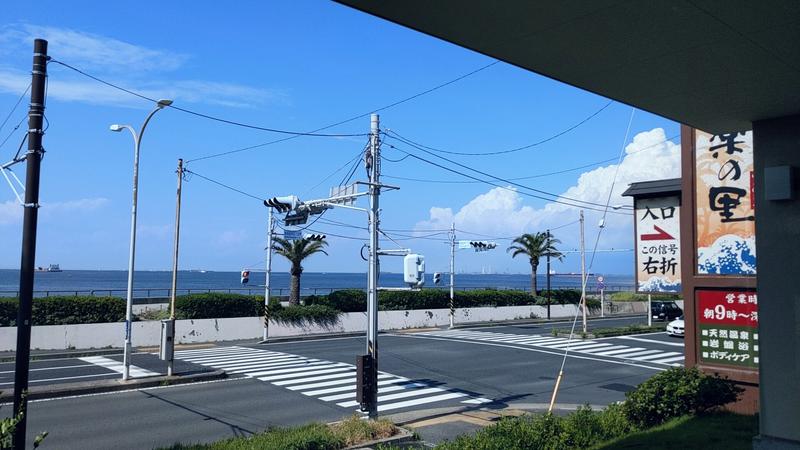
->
[[79, 356, 157, 378], [633, 352, 682, 361], [615, 335, 685, 347], [0, 372, 113, 386], [0, 363, 95, 374]]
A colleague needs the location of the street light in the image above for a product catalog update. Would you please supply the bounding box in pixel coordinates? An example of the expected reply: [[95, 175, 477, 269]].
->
[[110, 98, 172, 381]]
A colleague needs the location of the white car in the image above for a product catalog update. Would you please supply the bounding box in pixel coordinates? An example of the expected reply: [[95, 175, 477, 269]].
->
[[667, 316, 685, 337]]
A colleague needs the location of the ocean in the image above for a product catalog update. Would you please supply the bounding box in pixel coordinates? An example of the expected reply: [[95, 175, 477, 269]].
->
[[0, 269, 634, 298]]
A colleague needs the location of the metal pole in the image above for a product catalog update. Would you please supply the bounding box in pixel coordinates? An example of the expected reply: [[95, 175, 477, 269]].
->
[[13, 38, 47, 449], [366, 113, 380, 418], [580, 210, 587, 334], [449, 222, 455, 329], [648, 293, 652, 327], [263, 208, 274, 341], [600, 288, 605, 318], [546, 229, 551, 320], [167, 158, 183, 376]]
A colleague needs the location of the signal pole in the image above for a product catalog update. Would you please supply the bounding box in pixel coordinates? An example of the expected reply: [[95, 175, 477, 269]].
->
[[264, 208, 275, 341], [546, 228, 552, 320], [166, 158, 184, 376], [449, 223, 455, 328], [13, 38, 48, 449], [580, 210, 587, 334], [365, 113, 380, 418]]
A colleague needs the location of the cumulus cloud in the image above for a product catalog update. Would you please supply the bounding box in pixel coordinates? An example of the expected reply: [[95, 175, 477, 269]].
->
[[415, 127, 681, 248], [0, 24, 287, 108]]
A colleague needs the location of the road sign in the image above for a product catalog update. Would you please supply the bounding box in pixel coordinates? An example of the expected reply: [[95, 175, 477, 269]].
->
[[634, 196, 681, 293], [329, 184, 360, 206], [283, 230, 301, 240], [597, 275, 604, 283]]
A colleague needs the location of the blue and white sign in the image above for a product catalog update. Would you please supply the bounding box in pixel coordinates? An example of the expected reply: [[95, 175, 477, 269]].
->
[[283, 230, 302, 240]]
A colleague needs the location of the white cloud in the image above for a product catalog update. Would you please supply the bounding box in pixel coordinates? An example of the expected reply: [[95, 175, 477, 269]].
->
[[0, 197, 109, 225], [415, 128, 681, 248], [0, 24, 287, 109]]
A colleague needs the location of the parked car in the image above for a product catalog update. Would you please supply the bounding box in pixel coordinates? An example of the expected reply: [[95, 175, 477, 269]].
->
[[667, 316, 685, 337], [651, 300, 683, 322]]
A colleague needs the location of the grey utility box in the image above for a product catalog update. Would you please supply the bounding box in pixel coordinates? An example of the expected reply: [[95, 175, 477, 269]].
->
[[159, 319, 175, 361]]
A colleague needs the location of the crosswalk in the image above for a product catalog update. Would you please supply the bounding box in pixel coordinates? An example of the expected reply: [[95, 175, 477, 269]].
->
[[174, 346, 491, 413], [414, 330, 685, 367]]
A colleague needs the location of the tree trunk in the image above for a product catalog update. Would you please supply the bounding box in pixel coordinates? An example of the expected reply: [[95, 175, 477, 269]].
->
[[289, 264, 301, 305], [530, 262, 539, 295]]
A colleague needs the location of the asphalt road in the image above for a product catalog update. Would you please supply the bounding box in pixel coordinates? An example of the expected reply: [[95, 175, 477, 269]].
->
[[4, 316, 685, 449]]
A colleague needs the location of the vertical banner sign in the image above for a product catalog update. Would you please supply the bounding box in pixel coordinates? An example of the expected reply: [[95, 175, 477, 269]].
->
[[695, 131, 756, 275], [697, 290, 759, 368], [635, 196, 681, 292]]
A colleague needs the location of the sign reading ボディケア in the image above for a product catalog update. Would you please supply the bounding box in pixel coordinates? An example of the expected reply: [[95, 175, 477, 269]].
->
[[695, 131, 756, 275], [635, 196, 681, 293], [697, 290, 759, 369]]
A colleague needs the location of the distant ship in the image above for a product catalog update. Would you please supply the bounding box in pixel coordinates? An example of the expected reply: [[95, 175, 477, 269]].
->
[[36, 264, 62, 272]]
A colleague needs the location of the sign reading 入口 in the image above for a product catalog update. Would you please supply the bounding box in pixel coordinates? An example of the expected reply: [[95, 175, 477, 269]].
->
[[695, 131, 756, 275], [697, 290, 759, 369], [635, 196, 681, 293]]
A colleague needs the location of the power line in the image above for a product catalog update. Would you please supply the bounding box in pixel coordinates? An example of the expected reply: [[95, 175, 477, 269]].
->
[[382, 133, 678, 184], [384, 139, 632, 214], [0, 83, 31, 138], [183, 168, 265, 202], [50, 59, 369, 138], [386, 100, 613, 157]]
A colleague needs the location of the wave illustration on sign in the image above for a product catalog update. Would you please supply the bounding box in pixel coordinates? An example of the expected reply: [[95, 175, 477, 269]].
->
[[697, 234, 756, 275], [638, 276, 682, 293]]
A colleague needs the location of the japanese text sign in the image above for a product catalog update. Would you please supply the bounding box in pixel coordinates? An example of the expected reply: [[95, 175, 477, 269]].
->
[[697, 290, 759, 369], [635, 196, 681, 293]]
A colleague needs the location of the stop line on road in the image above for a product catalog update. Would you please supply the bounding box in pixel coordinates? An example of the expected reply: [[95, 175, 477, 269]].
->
[[174, 346, 492, 413], [413, 330, 685, 366]]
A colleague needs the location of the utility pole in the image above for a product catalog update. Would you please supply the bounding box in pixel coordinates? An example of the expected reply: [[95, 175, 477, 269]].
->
[[166, 158, 183, 376], [365, 113, 380, 418], [13, 38, 48, 449], [263, 207, 275, 341], [579, 210, 587, 334], [546, 228, 551, 320], [449, 223, 455, 328]]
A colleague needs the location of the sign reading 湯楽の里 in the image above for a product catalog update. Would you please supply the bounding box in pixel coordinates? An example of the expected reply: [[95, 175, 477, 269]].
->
[[635, 196, 681, 293], [695, 131, 756, 275], [697, 290, 759, 369]]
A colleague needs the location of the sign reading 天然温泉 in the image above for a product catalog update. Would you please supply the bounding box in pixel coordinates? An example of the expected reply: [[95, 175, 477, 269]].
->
[[697, 290, 759, 369], [695, 131, 756, 275], [635, 196, 681, 293]]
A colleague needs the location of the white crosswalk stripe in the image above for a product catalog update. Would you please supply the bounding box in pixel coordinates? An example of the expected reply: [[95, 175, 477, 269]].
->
[[174, 346, 490, 413], [416, 330, 684, 366]]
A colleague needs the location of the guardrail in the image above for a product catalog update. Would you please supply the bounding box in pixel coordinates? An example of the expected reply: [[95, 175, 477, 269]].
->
[[0, 284, 634, 299]]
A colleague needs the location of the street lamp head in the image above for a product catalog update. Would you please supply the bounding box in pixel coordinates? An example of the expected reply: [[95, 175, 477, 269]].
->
[[109, 124, 124, 132], [156, 99, 173, 108]]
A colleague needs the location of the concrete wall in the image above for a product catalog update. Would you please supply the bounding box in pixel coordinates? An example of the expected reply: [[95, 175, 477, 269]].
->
[[753, 115, 800, 447], [0, 302, 657, 351]]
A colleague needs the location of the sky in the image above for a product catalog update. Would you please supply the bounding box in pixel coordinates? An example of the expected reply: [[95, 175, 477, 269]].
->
[[0, 1, 682, 276]]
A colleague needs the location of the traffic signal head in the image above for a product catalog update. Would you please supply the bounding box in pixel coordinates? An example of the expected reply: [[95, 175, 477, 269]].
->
[[433, 272, 442, 285], [303, 233, 326, 241], [264, 195, 300, 213], [284, 210, 309, 226], [470, 241, 497, 252]]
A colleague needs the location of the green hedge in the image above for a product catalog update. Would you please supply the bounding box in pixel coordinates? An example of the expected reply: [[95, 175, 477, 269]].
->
[[174, 293, 263, 319], [0, 296, 125, 326], [269, 303, 341, 327], [611, 292, 682, 302]]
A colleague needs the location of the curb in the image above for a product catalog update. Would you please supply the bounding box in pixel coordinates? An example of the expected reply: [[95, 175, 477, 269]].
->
[[0, 369, 228, 402]]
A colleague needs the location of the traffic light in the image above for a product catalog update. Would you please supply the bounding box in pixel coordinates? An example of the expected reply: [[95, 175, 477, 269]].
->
[[264, 195, 300, 213], [356, 354, 376, 412], [433, 272, 442, 285], [284, 210, 309, 226], [470, 241, 497, 252], [303, 233, 326, 241]]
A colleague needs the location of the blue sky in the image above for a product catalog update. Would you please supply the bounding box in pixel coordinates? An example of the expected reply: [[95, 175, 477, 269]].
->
[[0, 1, 681, 275]]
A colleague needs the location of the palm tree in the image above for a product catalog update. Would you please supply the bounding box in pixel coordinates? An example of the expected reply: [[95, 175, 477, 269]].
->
[[507, 232, 564, 294], [273, 237, 328, 305]]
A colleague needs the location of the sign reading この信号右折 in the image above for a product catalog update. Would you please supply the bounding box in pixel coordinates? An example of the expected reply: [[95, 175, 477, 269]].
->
[[635, 196, 681, 293]]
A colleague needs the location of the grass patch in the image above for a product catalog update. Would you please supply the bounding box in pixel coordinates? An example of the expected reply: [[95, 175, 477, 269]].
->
[[610, 292, 681, 302], [159, 416, 398, 449], [591, 412, 758, 450], [590, 323, 666, 337]]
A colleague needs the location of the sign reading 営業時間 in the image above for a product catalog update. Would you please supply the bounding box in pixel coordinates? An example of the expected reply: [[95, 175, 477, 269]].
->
[[697, 290, 758, 369]]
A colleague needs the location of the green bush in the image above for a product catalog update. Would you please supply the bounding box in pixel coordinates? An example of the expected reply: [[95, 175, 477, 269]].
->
[[623, 367, 743, 428], [306, 289, 546, 312], [175, 293, 263, 319], [437, 413, 570, 450], [611, 292, 681, 302], [538, 289, 582, 304], [305, 289, 366, 312], [270, 304, 341, 327], [160, 423, 343, 450], [0, 296, 125, 326]]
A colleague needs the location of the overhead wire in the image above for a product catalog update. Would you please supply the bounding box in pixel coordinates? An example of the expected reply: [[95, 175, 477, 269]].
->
[[183, 168, 265, 202], [386, 100, 613, 156], [0, 83, 31, 138]]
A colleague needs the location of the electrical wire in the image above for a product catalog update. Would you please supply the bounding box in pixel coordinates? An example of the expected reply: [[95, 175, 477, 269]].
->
[[303, 145, 365, 197], [382, 133, 678, 184], [0, 117, 27, 154], [386, 100, 613, 156], [384, 141, 631, 215], [385, 134, 633, 212], [183, 168, 265, 202], [0, 83, 31, 137], [50, 59, 368, 138]]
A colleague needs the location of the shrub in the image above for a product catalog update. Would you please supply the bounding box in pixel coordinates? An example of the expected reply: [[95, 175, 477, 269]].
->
[[538, 289, 582, 304], [175, 293, 263, 319], [271, 304, 341, 327], [330, 415, 396, 447], [438, 413, 570, 450], [623, 367, 743, 428], [305, 289, 366, 312], [0, 296, 125, 326], [611, 291, 681, 302]]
